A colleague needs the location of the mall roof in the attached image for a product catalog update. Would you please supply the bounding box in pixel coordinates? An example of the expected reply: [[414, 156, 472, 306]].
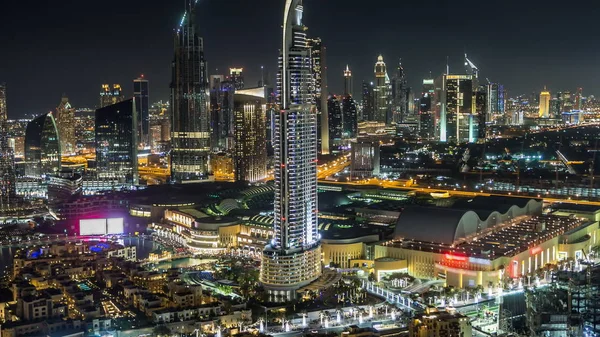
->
[[551, 203, 600, 213], [394, 198, 543, 245]]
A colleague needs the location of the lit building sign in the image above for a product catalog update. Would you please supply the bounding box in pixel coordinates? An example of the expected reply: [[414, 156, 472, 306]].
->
[[468, 257, 491, 265], [444, 253, 467, 261], [531, 246, 542, 255]]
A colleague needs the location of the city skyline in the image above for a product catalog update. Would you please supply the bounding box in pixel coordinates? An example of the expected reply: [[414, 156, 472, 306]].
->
[[0, 0, 598, 117]]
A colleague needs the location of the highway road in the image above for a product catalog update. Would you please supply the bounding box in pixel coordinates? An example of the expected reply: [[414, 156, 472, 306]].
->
[[318, 177, 600, 207]]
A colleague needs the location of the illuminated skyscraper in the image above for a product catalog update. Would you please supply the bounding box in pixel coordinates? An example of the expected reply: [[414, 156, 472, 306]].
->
[[344, 65, 353, 97], [419, 78, 435, 139], [574, 88, 583, 110], [100, 84, 124, 108], [233, 87, 267, 183], [342, 94, 357, 138], [486, 83, 505, 123], [539, 87, 551, 118], [170, 0, 210, 182], [209, 75, 235, 151], [261, 0, 321, 301], [95, 99, 138, 185], [56, 95, 76, 154], [24, 112, 61, 177], [307, 37, 329, 155], [229, 68, 244, 90], [0, 84, 17, 210], [361, 81, 375, 121], [441, 75, 474, 143], [391, 59, 408, 123], [373, 55, 390, 124], [327, 95, 342, 148], [133, 76, 150, 146]]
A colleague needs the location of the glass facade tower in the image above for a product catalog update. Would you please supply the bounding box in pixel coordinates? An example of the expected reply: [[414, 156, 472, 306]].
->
[[260, 0, 321, 301], [170, 0, 210, 182], [24, 112, 61, 177]]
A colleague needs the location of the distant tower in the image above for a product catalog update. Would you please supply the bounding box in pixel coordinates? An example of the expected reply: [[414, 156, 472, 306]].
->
[[24, 112, 61, 177], [344, 65, 353, 97], [229, 68, 244, 90], [170, 0, 210, 182], [95, 99, 138, 185], [133, 76, 150, 147], [374, 55, 389, 124], [233, 87, 267, 182], [261, 0, 321, 302], [342, 94, 357, 139], [327, 95, 342, 148], [0, 84, 17, 210], [539, 87, 551, 118], [361, 81, 375, 121], [574, 87, 583, 110], [391, 59, 408, 123], [307, 37, 328, 155], [56, 95, 76, 155]]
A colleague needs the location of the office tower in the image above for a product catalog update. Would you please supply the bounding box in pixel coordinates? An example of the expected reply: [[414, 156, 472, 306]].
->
[[373, 55, 390, 124], [391, 59, 408, 123], [233, 87, 267, 182], [441, 75, 474, 143], [261, 0, 321, 301], [307, 37, 329, 155], [550, 94, 561, 118], [561, 91, 573, 112], [170, 0, 210, 182], [574, 88, 582, 110], [475, 91, 487, 140], [419, 78, 435, 139], [327, 95, 342, 148], [350, 140, 380, 179], [0, 84, 16, 210], [342, 94, 357, 138], [229, 68, 244, 90], [100, 84, 124, 108], [486, 83, 505, 124], [24, 112, 61, 177], [133, 76, 150, 147], [95, 99, 138, 185], [464, 54, 479, 89], [209, 75, 235, 151], [344, 65, 353, 96], [539, 87, 551, 118], [55, 95, 76, 155], [232, 88, 266, 180], [361, 81, 375, 121]]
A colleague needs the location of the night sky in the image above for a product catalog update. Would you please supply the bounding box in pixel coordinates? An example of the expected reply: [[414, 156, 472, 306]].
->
[[0, 0, 598, 118]]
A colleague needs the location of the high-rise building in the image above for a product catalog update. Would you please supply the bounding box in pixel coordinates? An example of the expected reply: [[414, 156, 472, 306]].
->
[[55, 95, 76, 155], [561, 91, 573, 112], [170, 0, 210, 182], [539, 87, 551, 118], [486, 83, 505, 124], [475, 91, 487, 140], [342, 94, 357, 139], [0, 84, 17, 210], [373, 55, 390, 124], [574, 87, 583, 110], [233, 87, 267, 182], [419, 78, 435, 140], [133, 76, 150, 147], [344, 65, 353, 97], [307, 37, 329, 155], [440, 75, 474, 143], [261, 0, 321, 301], [391, 59, 408, 123], [209, 75, 235, 151], [327, 95, 342, 148], [229, 68, 244, 90], [24, 112, 61, 177], [95, 99, 138, 185], [361, 81, 375, 121], [100, 84, 124, 108]]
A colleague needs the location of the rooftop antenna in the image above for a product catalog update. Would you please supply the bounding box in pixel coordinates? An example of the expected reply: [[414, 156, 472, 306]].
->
[[445, 56, 449, 75]]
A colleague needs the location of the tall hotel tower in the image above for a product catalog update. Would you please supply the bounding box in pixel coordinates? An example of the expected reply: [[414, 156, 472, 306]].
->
[[170, 0, 210, 182], [260, 0, 321, 301]]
